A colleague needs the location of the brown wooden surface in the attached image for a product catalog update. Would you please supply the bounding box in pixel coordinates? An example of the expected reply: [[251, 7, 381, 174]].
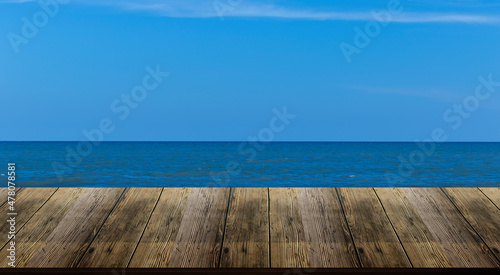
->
[[220, 188, 269, 268], [269, 188, 310, 268], [0, 188, 86, 267], [443, 188, 500, 261], [338, 188, 411, 268], [77, 188, 163, 267], [167, 188, 230, 268], [129, 188, 191, 267], [0, 188, 6, 206], [403, 188, 500, 267], [25, 188, 125, 267], [297, 188, 359, 268], [480, 188, 500, 209], [0, 188, 57, 251], [0, 187, 499, 268], [0, 187, 19, 207], [374, 188, 452, 267]]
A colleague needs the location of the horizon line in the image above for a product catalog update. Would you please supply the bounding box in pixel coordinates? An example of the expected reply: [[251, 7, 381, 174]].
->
[[2, 141, 500, 143]]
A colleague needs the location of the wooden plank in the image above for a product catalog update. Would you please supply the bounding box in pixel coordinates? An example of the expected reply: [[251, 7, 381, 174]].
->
[[2, 187, 497, 269], [374, 188, 452, 267], [25, 188, 125, 267], [337, 188, 411, 268], [297, 188, 360, 268], [128, 188, 191, 267], [480, 188, 500, 209], [269, 188, 310, 268], [166, 188, 230, 268], [77, 188, 163, 268], [220, 188, 269, 268], [0, 188, 86, 267], [443, 188, 500, 261], [403, 188, 500, 267], [0, 187, 16, 207], [0, 188, 57, 250]]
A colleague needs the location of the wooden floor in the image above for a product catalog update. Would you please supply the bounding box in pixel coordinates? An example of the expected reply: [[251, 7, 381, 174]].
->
[[1, 188, 500, 268]]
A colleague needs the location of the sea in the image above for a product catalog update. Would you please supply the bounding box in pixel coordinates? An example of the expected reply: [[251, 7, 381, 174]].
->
[[1, 142, 499, 187]]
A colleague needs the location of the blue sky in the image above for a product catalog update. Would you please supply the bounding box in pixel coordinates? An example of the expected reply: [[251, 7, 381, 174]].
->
[[1, 0, 500, 141]]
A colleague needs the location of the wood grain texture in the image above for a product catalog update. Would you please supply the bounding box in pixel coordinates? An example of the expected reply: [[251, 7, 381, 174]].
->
[[0, 188, 6, 204], [2, 187, 500, 268], [167, 188, 230, 268], [443, 188, 500, 262], [128, 188, 191, 267], [375, 188, 451, 267], [337, 188, 411, 268], [297, 188, 360, 268], [25, 188, 125, 267], [0, 188, 86, 267], [78, 188, 163, 268], [269, 188, 310, 268], [0, 188, 57, 250], [220, 188, 269, 268], [404, 188, 500, 267], [0, 188, 21, 207], [480, 188, 500, 209]]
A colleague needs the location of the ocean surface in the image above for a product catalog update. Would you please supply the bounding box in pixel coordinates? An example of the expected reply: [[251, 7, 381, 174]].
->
[[1, 142, 499, 187]]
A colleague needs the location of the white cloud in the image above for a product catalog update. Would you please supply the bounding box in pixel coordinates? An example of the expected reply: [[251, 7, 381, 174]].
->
[[338, 84, 500, 111], [2, 0, 500, 24], [338, 84, 464, 103]]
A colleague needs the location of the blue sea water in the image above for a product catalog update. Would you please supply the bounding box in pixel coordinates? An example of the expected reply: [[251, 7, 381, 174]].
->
[[1, 142, 499, 187]]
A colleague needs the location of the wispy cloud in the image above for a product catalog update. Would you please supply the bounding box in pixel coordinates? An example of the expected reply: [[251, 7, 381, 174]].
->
[[2, 0, 500, 24], [338, 84, 465, 103], [340, 84, 500, 111]]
